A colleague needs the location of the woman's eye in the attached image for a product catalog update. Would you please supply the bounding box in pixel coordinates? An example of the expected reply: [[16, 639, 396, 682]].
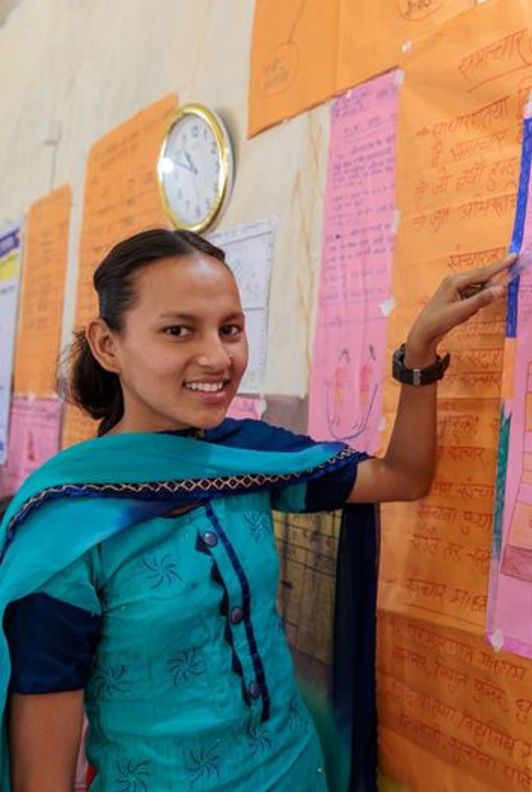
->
[[163, 326, 192, 337], [221, 324, 242, 337]]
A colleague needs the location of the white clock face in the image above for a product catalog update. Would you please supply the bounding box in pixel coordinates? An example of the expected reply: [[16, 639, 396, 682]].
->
[[159, 112, 225, 229]]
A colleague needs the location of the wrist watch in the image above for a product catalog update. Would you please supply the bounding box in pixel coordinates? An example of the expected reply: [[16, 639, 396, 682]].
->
[[392, 343, 450, 386]]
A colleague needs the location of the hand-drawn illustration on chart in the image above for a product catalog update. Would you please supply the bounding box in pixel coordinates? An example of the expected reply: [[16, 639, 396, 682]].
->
[[259, 0, 305, 97], [502, 361, 532, 583], [397, 0, 446, 21], [325, 345, 379, 442], [249, 0, 338, 134]]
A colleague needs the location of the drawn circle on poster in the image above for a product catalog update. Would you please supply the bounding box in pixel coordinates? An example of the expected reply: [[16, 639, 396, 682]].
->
[[397, 0, 445, 21], [260, 41, 299, 96]]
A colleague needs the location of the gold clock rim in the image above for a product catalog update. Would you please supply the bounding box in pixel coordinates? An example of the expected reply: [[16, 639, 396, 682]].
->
[[157, 103, 232, 234]]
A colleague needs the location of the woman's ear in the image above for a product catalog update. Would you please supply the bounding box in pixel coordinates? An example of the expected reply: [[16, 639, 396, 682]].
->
[[85, 319, 121, 374]]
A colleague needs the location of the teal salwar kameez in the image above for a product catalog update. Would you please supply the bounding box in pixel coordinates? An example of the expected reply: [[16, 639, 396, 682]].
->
[[0, 419, 378, 791]]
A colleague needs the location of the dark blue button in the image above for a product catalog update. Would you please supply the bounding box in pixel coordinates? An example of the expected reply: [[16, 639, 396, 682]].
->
[[230, 607, 244, 625], [202, 531, 218, 547], [248, 681, 261, 700]]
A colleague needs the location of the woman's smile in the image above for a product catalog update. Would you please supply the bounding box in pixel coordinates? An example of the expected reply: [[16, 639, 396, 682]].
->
[[183, 377, 231, 403]]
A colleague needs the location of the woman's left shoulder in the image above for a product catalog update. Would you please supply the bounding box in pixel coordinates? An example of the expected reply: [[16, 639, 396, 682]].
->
[[212, 417, 319, 453]]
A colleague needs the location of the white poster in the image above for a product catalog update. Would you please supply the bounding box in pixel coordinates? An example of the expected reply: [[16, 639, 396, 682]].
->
[[210, 221, 274, 393], [0, 224, 23, 465]]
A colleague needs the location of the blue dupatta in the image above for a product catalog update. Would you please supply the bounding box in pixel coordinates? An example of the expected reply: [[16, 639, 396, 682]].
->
[[0, 418, 378, 792]]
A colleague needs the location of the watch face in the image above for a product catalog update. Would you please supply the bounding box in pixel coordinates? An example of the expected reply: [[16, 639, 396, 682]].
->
[[158, 108, 229, 231]]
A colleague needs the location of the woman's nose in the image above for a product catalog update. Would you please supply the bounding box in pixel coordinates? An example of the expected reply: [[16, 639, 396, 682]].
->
[[196, 337, 232, 369]]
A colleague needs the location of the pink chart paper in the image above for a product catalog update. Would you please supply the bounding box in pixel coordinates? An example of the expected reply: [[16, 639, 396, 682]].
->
[[0, 397, 62, 498], [227, 396, 263, 422], [488, 113, 532, 659], [308, 71, 398, 452]]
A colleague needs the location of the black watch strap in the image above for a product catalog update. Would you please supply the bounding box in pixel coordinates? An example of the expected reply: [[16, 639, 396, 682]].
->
[[392, 343, 450, 386]]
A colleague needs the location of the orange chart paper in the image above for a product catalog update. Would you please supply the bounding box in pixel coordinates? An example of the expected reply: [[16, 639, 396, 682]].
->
[[248, 0, 475, 135], [336, 0, 473, 95], [62, 94, 177, 448], [379, 0, 532, 788], [249, 0, 338, 136], [379, 612, 532, 792], [13, 185, 71, 398]]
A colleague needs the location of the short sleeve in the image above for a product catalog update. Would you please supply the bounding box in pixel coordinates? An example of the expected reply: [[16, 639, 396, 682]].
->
[[4, 551, 103, 694], [271, 455, 364, 513]]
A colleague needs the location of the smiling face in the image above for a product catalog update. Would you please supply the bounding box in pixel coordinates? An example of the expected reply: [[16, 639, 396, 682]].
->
[[91, 254, 248, 434]]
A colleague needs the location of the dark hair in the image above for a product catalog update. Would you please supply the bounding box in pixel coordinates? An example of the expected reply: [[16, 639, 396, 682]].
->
[[64, 228, 227, 436], [0, 496, 12, 519]]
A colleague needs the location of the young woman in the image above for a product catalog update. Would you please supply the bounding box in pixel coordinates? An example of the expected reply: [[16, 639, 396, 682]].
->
[[0, 229, 511, 792]]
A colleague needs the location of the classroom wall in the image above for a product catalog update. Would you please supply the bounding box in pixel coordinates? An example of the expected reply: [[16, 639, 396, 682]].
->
[[0, 0, 328, 396], [3, 3, 532, 792]]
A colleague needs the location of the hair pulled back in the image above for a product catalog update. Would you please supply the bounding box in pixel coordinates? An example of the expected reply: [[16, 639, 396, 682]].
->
[[65, 228, 226, 436]]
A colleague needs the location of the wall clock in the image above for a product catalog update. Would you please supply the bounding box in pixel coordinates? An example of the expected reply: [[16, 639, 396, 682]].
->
[[157, 103, 234, 233]]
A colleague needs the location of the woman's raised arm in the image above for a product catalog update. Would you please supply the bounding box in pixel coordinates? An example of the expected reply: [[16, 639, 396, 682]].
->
[[348, 255, 515, 504]]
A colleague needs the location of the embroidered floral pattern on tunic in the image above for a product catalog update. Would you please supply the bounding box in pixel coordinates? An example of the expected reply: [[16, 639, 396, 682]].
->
[[92, 663, 132, 698], [246, 721, 273, 756], [141, 553, 182, 588], [167, 648, 206, 685], [114, 759, 151, 792], [244, 511, 270, 542], [184, 739, 222, 787]]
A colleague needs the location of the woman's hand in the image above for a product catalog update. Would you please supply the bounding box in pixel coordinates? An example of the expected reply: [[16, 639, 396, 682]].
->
[[405, 253, 517, 366]]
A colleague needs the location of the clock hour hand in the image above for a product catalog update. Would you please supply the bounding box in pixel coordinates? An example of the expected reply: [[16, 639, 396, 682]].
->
[[184, 150, 198, 175], [175, 151, 195, 173]]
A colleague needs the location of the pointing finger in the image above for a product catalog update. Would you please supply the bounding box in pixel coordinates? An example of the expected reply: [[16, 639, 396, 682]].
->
[[454, 253, 518, 289]]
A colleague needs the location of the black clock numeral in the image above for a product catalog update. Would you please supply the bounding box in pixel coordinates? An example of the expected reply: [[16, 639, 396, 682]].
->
[[192, 125, 198, 138], [195, 205, 201, 218], [211, 142, 216, 155]]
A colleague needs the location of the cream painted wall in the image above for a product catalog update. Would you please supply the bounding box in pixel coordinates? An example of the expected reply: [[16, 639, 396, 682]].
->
[[0, 0, 331, 398]]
